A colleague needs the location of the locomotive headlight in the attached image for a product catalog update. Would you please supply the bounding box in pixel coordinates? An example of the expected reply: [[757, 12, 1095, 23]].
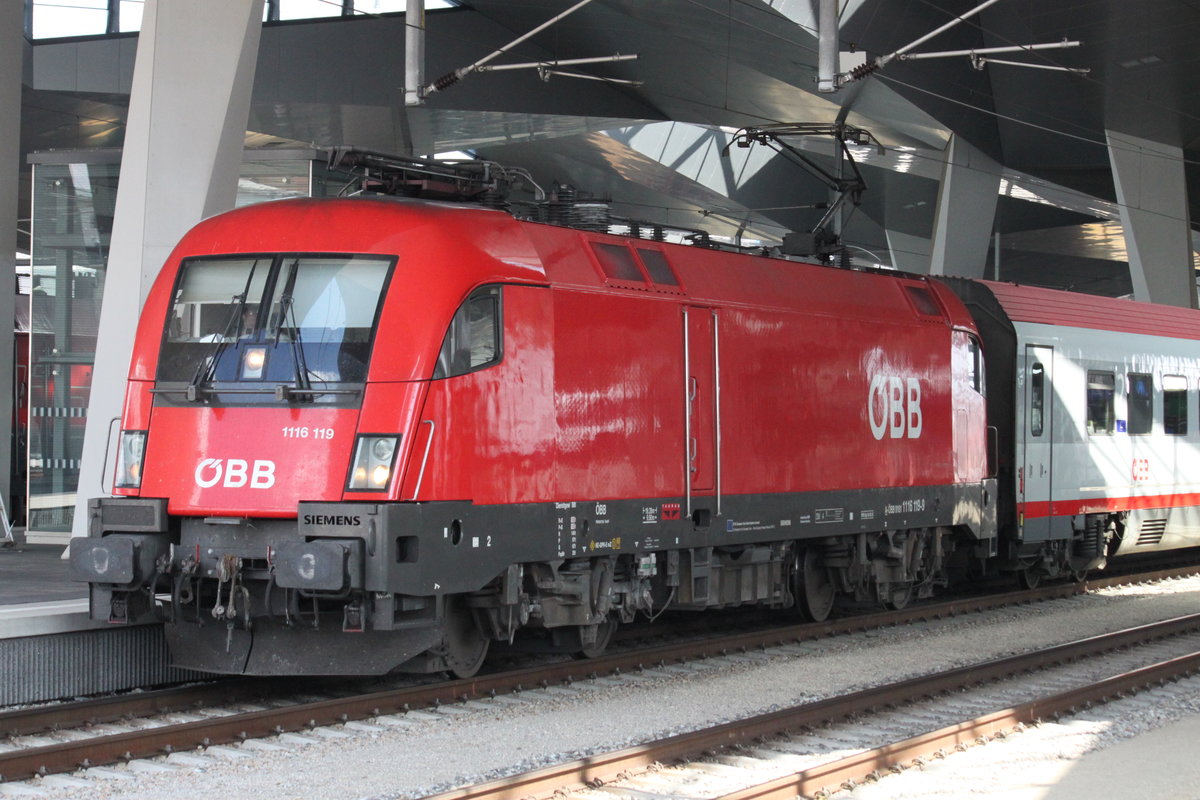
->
[[371, 464, 391, 487], [114, 430, 147, 489], [242, 346, 268, 380], [347, 435, 400, 491], [372, 438, 395, 462]]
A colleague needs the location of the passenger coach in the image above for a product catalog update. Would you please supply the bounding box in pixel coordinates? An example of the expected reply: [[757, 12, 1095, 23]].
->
[[946, 278, 1200, 587]]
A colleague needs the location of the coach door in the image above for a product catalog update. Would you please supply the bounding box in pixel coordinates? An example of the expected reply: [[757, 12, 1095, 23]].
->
[[1023, 345, 1054, 540], [684, 307, 719, 513]]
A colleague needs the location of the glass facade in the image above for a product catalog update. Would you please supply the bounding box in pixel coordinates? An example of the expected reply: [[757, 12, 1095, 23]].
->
[[27, 0, 454, 39], [25, 149, 352, 541], [29, 0, 110, 39], [27, 156, 115, 536]]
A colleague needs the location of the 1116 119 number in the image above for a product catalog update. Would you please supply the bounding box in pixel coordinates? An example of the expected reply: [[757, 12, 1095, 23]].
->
[[282, 426, 335, 439]]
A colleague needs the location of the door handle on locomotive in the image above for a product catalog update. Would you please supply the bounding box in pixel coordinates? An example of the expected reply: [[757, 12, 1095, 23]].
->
[[409, 419, 436, 501]]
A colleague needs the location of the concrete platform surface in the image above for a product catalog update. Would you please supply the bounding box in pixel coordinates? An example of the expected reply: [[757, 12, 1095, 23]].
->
[[0, 541, 98, 638], [0, 542, 86, 605], [1042, 712, 1200, 799]]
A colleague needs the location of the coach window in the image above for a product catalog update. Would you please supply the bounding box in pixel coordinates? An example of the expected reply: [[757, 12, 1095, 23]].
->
[[1164, 375, 1188, 435], [433, 286, 502, 378], [1127, 373, 1153, 435], [1086, 371, 1115, 435], [1030, 363, 1045, 437]]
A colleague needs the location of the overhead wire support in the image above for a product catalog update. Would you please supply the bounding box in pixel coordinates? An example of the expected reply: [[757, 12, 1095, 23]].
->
[[900, 40, 1090, 74], [421, 0, 618, 97], [969, 53, 1090, 75], [476, 54, 642, 86], [897, 40, 1082, 62], [844, 0, 1087, 84], [873, 0, 1005, 71]]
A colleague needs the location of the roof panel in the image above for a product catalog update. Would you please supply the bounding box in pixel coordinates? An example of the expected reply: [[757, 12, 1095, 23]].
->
[[982, 280, 1200, 341]]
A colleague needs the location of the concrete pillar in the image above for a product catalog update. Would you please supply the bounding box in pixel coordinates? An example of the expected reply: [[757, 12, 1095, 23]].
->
[[0, 0, 20, 530], [929, 134, 1001, 277], [885, 230, 932, 274], [71, 0, 265, 539], [1107, 130, 1198, 308]]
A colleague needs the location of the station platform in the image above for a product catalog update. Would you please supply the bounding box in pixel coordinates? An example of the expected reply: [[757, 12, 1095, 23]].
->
[[0, 539, 88, 604], [0, 531, 199, 706], [0, 537, 91, 635], [0, 534, 90, 623]]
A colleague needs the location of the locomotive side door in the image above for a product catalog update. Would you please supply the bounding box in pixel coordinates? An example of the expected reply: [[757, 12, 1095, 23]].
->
[[1022, 345, 1054, 541], [684, 307, 718, 511]]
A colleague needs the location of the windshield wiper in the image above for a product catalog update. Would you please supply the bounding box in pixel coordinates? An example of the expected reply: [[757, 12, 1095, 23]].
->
[[273, 292, 317, 401], [271, 260, 317, 402], [186, 293, 247, 401], [187, 263, 261, 402]]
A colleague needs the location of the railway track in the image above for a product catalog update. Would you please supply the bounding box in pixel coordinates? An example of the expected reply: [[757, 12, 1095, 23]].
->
[[0, 563, 1196, 785], [420, 613, 1200, 800]]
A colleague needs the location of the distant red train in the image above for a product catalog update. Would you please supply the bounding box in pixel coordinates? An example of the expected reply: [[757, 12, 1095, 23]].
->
[[70, 158, 1200, 677]]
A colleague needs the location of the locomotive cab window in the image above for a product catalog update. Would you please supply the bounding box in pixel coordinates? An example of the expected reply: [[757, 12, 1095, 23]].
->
[[1164, 375, 1188, 435], [1086, 371, 1115, 435], [158, 254, 393, 389], [434, 286, 502, 379], [1127, 373, 1153, 435]]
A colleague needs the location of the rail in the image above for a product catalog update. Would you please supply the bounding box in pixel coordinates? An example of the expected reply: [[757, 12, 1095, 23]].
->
[[421, 614, 1200, 800], [1, 563, 1196, 783]]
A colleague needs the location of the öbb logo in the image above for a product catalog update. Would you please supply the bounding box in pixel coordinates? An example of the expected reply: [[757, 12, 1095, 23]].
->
[[194, 458, 277, 489], [868, 376, 923, 440]]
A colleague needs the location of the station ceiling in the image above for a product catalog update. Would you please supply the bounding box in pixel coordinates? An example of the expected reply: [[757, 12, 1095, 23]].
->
[[21, 0, 1200, 297]]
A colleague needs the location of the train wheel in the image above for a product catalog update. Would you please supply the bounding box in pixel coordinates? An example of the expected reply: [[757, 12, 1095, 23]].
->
[[1017, 567, 1041, 590], [882, 583, 912, 611], [795, 547, 835, 622], [576, 616, 617, 659], [443, 598, 489, 679]]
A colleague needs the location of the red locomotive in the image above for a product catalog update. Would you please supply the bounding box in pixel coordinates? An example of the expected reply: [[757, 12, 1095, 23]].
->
[[69, 151, 1200, 676]]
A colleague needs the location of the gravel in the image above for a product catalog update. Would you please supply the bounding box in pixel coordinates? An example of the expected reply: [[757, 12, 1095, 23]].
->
[[7, 576, 1200, 800]]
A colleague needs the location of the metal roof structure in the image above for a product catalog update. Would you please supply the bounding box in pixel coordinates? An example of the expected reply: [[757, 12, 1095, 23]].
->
[[16, 0, 1200, 299]]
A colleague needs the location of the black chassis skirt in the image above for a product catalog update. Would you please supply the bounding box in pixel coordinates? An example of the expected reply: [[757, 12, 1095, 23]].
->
[[164, 617, 444, 676]]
